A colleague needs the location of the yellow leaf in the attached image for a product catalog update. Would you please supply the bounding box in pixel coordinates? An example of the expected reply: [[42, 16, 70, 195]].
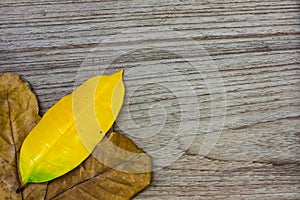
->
[[19, 70, 125, 187]]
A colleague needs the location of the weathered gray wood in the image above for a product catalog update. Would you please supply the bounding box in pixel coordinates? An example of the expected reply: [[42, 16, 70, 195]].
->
[[137, 155, 300, 200], [0, 0, 299, 199]]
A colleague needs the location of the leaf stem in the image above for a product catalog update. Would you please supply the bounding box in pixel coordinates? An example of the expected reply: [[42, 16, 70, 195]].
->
[[16, 184, 26, 193]]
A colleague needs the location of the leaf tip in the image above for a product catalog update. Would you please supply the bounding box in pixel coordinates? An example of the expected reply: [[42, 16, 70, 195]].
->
[[119, 69, 124, 76]]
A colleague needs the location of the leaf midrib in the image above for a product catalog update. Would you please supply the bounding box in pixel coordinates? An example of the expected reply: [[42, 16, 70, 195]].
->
[[46, 148, 143, 200], [6, 92, 24, 200], [28, 76, 110, 183]]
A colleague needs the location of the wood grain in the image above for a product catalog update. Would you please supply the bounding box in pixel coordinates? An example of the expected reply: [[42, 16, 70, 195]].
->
[[1, 0, 299, 199]]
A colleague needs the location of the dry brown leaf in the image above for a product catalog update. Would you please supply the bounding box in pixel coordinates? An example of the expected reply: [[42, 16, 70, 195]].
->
[[46, 131, 152, 200], [0, 72, 152, 200], [0, 73, 47, 200]]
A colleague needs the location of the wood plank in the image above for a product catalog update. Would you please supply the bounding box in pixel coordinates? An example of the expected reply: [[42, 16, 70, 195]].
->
[[0, 0, 299, 199], [135, 155, 300, 200]]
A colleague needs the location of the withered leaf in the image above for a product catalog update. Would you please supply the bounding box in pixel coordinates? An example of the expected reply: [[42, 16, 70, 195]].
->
[[0, 73, 47, 200], [0, 72, 152, 200], [46, 131, 152, 200]]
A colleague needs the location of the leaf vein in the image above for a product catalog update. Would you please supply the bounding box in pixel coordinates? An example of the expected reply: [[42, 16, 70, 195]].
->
[[6, 93, 24, 199], [48, 153, 139, 199]]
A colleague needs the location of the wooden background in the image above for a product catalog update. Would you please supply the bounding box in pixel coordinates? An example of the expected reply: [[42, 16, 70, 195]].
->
[[1, 0, 299, 199]]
